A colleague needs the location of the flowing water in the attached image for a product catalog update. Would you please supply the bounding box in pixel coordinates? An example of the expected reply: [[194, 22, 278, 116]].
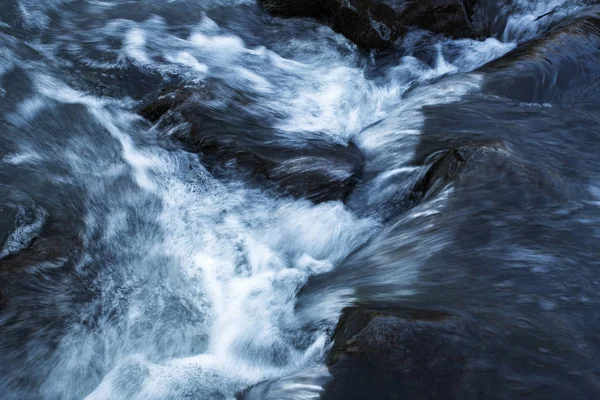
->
[[1, 0, 599, 399]]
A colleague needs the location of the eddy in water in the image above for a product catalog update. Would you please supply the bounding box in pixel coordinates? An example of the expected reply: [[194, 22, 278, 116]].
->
[[1, 0, 600, 399]]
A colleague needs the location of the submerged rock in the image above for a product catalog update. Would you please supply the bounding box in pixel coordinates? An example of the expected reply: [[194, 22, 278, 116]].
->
[[414, 148, 467, 199], [141, 83, 363, 203], [323, 306, 499, 400], [410, 140, 505, 201], [257, 0, 476, 50], [238, 365, 331, 400], [0, 194, 47, 263], [346, 130, 504, 221]]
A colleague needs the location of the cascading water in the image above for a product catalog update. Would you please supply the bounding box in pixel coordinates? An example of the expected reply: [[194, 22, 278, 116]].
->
[[1, 0, 600, 399]]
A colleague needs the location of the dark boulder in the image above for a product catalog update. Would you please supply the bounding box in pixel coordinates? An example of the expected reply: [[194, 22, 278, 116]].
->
[[258, 0, 398, 50], [141, 83, 363, 203], [410, 140, 505, 201], [323, 306, 500, 400], [256, 0, 328, 18], [394, 0, 475, 39], [346, 131, 504, 221], [257, 0, 476, 50], [329, 0, 398, 51]]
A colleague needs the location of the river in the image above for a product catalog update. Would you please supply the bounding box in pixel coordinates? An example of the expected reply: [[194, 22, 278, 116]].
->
[[1, 0, 599, 399]]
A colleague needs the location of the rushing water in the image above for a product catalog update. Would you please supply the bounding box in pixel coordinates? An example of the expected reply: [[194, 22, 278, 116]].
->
[[1, 0, 600, 399]]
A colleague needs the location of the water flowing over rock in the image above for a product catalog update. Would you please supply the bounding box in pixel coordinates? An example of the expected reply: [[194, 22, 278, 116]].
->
[[409, 140, 506, 203], [480, 8, 600, 106], [141, 83, 363, 203], [237, 365, 331, 400], [300, 7, 600, 399]]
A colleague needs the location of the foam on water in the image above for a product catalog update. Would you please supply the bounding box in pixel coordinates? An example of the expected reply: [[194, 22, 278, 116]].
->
[[6, 73, 378, 398], [74, 12, 518, 140]]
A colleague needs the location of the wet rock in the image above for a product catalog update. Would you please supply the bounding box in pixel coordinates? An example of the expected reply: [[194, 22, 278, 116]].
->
[[346, 134, 503, 221], [256, 0, 328, 19], [410, 140, 505, 201], [141, 83, 363, 203], [328, 0, 399, 51], [393, 0, 475, 39], [257, 0, 476, 50], [258, 0, 398, 50], [323, 306, 499, 400], [412, 148, 467, 200]]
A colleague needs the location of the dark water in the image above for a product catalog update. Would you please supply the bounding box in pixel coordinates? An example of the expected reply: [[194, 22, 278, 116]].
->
[[1, 0, 599, 399]]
